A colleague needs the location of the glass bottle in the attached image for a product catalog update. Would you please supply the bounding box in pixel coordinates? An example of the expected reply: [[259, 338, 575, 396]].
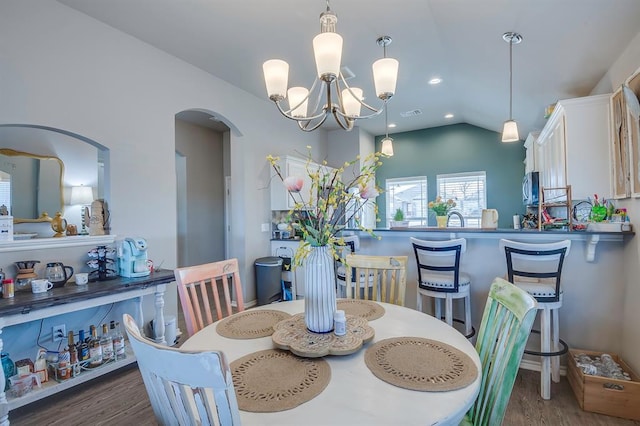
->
[[100, 324, 114, 362], [111, 321, 126, 360], [88, 325, 103, 367], [57, 345, 70, 381], [1, 352, 15, 391], [68, 331, 79, 377], [77, 329, 89, 362]]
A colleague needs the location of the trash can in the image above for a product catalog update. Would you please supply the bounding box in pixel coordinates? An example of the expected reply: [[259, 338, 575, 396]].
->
[[254, 256, 283, 305]]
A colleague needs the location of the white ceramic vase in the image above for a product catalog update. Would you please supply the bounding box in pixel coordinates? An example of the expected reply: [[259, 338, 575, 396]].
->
[[304, 245, 337, 333]]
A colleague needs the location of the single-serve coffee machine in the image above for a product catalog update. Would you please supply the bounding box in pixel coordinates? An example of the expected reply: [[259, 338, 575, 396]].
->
[[118, 237, 150, 278]]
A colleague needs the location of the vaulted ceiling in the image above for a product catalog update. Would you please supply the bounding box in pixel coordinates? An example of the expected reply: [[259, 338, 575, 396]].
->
[[59, 0, 640, 138]]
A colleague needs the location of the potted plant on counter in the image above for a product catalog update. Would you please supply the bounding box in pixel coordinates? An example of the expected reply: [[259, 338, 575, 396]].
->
[[390, 208, 409, 228]]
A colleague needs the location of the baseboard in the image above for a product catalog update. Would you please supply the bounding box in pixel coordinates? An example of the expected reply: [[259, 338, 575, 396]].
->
[[520, 358, 567, 376]]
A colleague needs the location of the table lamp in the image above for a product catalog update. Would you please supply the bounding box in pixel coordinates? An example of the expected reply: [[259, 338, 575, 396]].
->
[[70, 185, 94, 235]]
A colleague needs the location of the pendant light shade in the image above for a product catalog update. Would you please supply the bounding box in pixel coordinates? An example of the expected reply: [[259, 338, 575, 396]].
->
[[501, 32, 522, 143], [501, 119, 519, 142], [381, 137, 394, 156], [380, 106, 394, 156]]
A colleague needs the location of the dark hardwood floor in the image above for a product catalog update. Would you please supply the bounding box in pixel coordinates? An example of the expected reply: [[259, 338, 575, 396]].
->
[[9, 305, 640, 425]]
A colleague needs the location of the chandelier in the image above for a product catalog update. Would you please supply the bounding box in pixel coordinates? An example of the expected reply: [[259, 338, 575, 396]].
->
[[262, 1, 399, 132], [501, 31, 522, 142]]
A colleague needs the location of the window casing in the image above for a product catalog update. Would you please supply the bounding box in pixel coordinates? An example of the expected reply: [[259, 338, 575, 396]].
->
[[436, 172, 486, 228], [385, 176, 427, 227]]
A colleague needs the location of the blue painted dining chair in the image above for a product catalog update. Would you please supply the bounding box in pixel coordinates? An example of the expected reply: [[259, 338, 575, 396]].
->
[[461, 277, 538, 426]]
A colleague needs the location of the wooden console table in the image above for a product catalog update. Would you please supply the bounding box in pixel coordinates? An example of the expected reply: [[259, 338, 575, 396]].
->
[[0, 269, 175, 425]]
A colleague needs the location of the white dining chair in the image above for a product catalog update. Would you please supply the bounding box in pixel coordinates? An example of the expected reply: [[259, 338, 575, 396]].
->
[[123, 313, 241, 425]]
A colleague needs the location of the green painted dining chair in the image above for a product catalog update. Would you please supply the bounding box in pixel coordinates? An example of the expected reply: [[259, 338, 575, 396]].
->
[[461, 277, 538, 426]]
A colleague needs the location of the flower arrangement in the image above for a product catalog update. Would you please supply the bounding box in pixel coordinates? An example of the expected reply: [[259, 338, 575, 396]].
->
[[267, 146, 383, 265], [428, 196, 456, 216]]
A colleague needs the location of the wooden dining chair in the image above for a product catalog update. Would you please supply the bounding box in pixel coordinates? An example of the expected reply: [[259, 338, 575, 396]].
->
[[174, 258, 245, 336], [461, 277, 538, 426], [123, 314, 241, 426], [344, 254, 408, 306]]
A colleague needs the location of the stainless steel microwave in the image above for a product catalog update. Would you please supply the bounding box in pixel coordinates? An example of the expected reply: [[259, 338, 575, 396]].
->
[[523, 171, 539, 205]]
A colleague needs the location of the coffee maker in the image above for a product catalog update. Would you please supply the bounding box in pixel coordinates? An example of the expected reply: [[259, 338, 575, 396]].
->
[[118, 237, 150, 278]]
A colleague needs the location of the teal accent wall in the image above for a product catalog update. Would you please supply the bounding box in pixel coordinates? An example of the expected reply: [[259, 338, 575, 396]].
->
[[376, 123, 525, 228]]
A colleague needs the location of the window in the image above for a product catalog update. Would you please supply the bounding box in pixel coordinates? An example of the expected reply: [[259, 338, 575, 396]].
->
[[386, 176, 427, 227], [437, 171, 486, 228]]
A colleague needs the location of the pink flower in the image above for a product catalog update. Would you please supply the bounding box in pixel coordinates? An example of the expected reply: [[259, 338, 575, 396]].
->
[[283, 175, 304, 193], [359, 182, 379, 199]]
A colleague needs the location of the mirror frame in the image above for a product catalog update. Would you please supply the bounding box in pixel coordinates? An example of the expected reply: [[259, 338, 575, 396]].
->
[[0, 148, 65, 223]]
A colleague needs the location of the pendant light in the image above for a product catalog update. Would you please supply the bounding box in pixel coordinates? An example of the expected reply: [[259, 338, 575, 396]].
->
[[380, 107, 394, 156], [501, 32, 522, 142]]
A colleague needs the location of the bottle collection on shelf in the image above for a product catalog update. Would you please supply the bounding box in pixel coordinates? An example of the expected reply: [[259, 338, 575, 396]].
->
[[48, 320, 126, 383]]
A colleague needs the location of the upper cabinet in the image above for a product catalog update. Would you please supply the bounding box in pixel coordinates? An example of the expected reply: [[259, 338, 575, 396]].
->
[[270, 155, 338, 211], [270, 156, 316, 211], [524, 131, 539, 174], [535, 94, 612, 201]]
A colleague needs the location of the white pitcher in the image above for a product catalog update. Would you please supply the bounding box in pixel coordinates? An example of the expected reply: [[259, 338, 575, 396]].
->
[[481, 209, 499, 229]]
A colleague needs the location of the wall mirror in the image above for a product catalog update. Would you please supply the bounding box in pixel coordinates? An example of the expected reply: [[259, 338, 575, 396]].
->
[[0, 148, 65, 223]]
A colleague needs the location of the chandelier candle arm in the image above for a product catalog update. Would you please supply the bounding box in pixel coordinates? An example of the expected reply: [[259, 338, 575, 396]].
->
[[262, 1, 398, 132]]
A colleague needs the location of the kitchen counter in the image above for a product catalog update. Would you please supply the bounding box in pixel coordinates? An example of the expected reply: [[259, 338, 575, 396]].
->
[[344, 227, 632, 360]]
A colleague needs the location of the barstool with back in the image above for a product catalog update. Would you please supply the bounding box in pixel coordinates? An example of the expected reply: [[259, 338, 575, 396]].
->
[[411, 237, 474, 338], [499, 238, 571, 400]]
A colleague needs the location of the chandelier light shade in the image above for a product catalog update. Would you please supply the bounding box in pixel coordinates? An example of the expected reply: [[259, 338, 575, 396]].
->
[[263, 1, 398, 132], [501, 31, 522, 143]]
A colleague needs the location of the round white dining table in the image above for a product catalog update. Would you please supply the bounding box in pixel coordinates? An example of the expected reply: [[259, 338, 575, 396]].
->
[[182, 300, 481, 426]]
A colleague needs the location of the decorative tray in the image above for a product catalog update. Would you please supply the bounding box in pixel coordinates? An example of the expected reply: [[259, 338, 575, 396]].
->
[[272, 313, 375, 358]]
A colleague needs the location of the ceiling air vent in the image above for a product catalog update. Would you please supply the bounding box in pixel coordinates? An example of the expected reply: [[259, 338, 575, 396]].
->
[[400, 109, 422, 118]]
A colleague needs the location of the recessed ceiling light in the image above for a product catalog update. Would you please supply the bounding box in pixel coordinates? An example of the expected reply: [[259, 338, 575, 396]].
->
[[445, 113, 454, 119], [429, 77, 442, 85], [388, 123, 397, 128]]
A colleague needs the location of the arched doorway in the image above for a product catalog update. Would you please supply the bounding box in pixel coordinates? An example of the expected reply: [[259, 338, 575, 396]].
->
[[174, 110, 234, 267]]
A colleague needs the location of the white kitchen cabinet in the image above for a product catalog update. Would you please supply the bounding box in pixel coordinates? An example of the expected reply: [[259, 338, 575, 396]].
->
[[270, 156, 315, 211], [524, 132, 540, 173], [269, 156, 337, 211], [536, 94, 611, 201]]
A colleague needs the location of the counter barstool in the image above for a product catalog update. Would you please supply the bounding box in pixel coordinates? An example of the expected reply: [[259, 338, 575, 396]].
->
[[411, 237, 474, 338], [499, 238, 571, 400]]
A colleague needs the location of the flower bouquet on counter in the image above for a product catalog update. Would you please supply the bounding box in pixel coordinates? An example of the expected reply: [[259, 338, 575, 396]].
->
[[267, 146, 383, 266], [428, 196, 456, 216]]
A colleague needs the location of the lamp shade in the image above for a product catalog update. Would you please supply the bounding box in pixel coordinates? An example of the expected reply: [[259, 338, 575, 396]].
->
[[70, 185, 94, 205], [381, 137, 394, 156], [501, 119, 520, 142], [372, 57, 399, 99], [342, 87, 363, 117], [313, 32, 343, 78], [287, 87, 309, 118], [263, 59, 289, 99]]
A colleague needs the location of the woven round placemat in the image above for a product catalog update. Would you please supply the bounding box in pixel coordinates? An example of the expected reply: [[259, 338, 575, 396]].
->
[[365, 337, 478, 392], [337, 299, 385, 321], [216, 310, 292, 339], [231, 349, 331, 412]]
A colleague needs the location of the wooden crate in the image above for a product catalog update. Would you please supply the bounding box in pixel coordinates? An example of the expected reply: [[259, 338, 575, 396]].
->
[[567, 349, 640, 420]]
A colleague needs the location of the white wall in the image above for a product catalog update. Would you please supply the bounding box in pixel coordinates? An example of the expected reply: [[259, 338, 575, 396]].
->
[[592, 30, 640, 371], [0, 0, 327, 307]]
